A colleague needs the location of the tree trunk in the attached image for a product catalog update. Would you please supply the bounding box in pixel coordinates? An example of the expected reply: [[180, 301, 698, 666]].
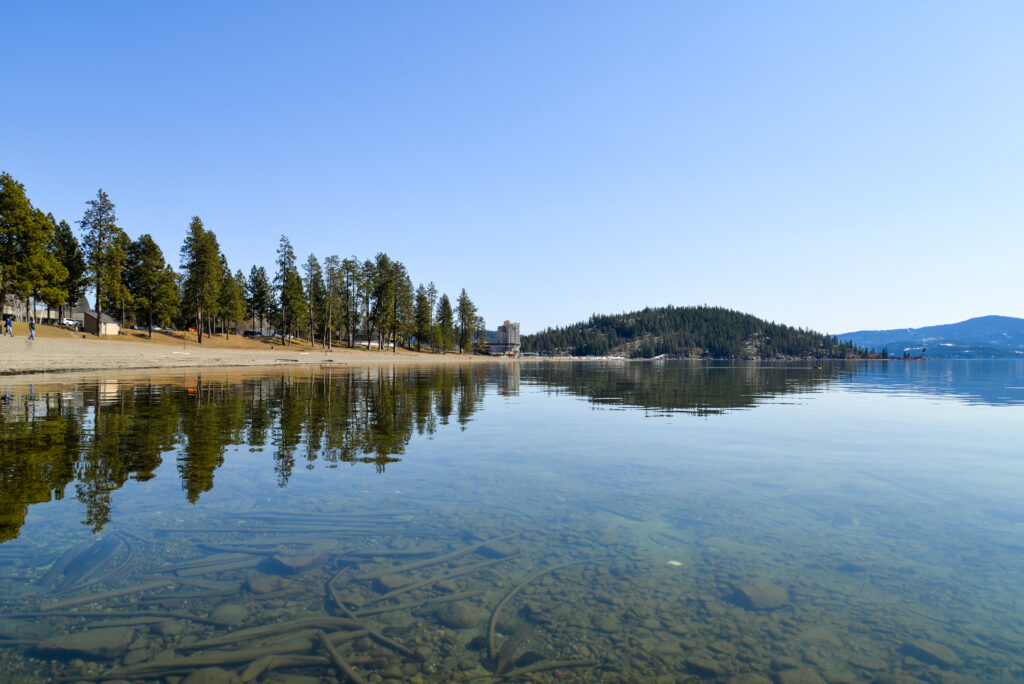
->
[[95, 274, 103, 335]]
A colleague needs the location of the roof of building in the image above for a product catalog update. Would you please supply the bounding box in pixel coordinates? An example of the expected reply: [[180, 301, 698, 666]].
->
[[83, 310, 119, 325]]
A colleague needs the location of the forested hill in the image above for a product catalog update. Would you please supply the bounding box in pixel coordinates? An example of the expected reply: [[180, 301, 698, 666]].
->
[[522, 306, 876, 359]]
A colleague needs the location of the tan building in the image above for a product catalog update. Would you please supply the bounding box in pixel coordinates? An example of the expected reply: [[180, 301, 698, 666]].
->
[[82, 311, 120, 336]]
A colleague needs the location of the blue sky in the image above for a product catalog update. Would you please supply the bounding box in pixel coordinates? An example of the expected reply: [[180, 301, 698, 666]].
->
[[3, 2, 1022, 334]]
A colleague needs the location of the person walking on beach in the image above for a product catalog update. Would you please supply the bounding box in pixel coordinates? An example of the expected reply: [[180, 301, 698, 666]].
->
[[3, 317, 12, 337], [28, 319, 35, 340]]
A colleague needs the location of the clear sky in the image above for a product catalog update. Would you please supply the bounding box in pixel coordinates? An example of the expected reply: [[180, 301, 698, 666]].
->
[[3, 2, 1022, 334]]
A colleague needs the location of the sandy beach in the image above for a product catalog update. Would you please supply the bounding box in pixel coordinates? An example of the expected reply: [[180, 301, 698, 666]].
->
[[0, 327, 503, 379]]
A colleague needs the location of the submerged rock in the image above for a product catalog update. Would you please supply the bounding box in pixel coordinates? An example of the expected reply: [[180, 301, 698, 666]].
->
[[375, 573, 412, 592], [267, 550, 329, 573], [434, 601, 487, 629], [684, 654, 724, 678], [0, 616, 51, 641], [899, 639, 961, 668], [732, 579, 788, 610], [35, 627, 135, 659], [244, 572, 282, 594], [209, 602, 248, 626], [593, 614, 622, 633], [480, 540, 516, 557]]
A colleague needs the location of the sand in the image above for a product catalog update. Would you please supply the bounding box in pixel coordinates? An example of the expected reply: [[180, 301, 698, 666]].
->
[[0, 327, 503, 380]]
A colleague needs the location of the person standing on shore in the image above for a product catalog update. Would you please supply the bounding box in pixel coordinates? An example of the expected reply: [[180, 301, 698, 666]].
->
[[29, 320, 35, 340], [3, 317, 12, 337]]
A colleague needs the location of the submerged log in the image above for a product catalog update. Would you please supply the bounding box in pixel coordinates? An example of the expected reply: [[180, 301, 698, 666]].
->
[[487, 559, 591, 660], [318, 629, 368, 684]]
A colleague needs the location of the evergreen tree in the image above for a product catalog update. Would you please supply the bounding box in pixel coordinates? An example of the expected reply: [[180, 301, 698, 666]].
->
[[102, 228, 132, 327], [152, 266, 180, 329], [179, 217, 221, 343], [302, 254, 326, 347], [436, 293, 454, 353], [414, 284, 431, 352], [216, 256, 245, 337], [0, 175, 69, 323], [370, 252, 395, 350], [426, 281, 438, 352], [126, 234, 173, 337], [323, 255, 342, 350], [274, 236, 305, 345], [246, 265, 273, 334], [456, 288, 477, 353], [78, 189, 121, 323], [340, 257, 360, 347], [392, 264, 414, 353], [359, 258, 374, 349], [28, 212, 69, 323], [51, 219, 87, 322]]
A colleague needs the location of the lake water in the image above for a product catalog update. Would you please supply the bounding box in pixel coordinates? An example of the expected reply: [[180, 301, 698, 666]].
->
[[1, 361, 1022, 683]]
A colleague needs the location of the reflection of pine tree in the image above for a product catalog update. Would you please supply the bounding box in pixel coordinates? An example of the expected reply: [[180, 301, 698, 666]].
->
[[1, 367, 491, 540], [178, 379, 246, 502], [0, 400, 80, 542]]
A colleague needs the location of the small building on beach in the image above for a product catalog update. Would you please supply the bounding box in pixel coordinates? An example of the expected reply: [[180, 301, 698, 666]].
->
[[82, 311, 120, 336]]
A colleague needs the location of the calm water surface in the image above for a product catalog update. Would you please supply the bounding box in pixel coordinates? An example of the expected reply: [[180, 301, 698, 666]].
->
[[1, 361, 1022, 683]]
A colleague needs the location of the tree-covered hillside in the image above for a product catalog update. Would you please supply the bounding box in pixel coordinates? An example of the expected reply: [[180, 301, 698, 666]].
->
[[522, 306, 879, 359]]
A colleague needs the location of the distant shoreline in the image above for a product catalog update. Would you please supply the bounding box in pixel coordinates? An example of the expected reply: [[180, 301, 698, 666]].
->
[[0, 329, 938, 383]]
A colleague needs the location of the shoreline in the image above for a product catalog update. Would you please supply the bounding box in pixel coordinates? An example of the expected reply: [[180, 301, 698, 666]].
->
[[0, 332, 934, 383], [0, 334, 511, 381]]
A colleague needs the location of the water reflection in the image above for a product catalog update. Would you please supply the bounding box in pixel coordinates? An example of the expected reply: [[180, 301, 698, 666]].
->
[[0, 367, 487, 543], [522, 359, 1024, 411], [4, 361, 1022, 544], [0, 362, 1022, 682]]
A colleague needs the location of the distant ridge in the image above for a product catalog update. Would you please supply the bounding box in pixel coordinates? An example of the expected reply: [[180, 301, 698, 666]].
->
[[838, 315, 1024, 359], [522, 305, 878, 359]]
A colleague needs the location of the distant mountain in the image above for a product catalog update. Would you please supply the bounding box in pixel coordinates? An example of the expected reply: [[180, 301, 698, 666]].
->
[[522, 305, 878, 359], [838, 315, 1024, 359]]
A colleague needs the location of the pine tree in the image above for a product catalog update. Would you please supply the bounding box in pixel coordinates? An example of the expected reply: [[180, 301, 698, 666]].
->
[[370, 253, 395, 351], [323, 255, 342, 350], [27, 212, 69, 323], [302, 254, 326, 347], [216, 256, 245, 338], [456, 288, 477, 354], [180, 217, 222, 343], [78, 189, 121, 323], [0, 175, 69, 323], [102, 228, 132, 328], [436, 293, 454, 354], [414, 284, 431, 352], [51, 219, 87, 322], [340, 257, 360, 347], [392, 264, 414, 353], [360, 259, 374, 349], [127, 234, 171, 337], [246, 266, 273, 334], [274, 236, 305, 345]]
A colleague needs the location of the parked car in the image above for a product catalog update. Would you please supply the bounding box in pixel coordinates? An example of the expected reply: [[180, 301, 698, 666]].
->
[[152, 325, 162, 331], [243, 330, 264, 337], [61, 318, 80, 327]]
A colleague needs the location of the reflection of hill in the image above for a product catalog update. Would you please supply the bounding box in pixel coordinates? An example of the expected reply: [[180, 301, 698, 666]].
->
[[520, 360, 1024, 413], [0, 367, 487, 543], [520, 361, 843, 414]]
